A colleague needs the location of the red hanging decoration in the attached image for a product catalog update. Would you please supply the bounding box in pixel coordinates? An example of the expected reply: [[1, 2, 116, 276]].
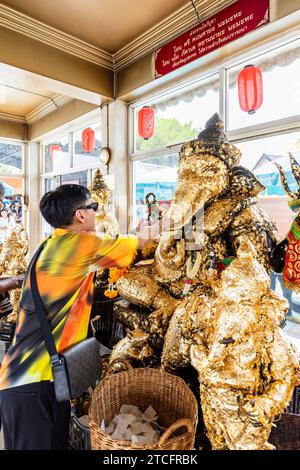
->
[[82, 128, 95, 153], [138, 106, 154, 140], [238, 65, 263, 114], [49, 144, 61, 160]]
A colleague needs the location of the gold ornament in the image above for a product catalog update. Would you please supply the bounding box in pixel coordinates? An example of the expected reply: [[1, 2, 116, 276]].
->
[[0, 224, 29, 316], [90, 169, 110, 207], [89, 169, 119, 237]]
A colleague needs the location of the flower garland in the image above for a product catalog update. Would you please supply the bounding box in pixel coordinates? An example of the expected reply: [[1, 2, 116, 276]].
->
[[104, 267, 129, 299], [145, 192, 161, 222]]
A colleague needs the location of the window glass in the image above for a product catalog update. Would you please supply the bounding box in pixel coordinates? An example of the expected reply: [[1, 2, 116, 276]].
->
[[44, 136, 69, 173], [236, 131, 300, 238], [61, 171, 88, 187], [0, 141, 22, 173], [134, 74, 219, 152], [73, 122, 101, 167], [0, 176, 23, 240], [132, 153, 179, 226], [45, 176, 61, 192], [228, 39, 300, 130]]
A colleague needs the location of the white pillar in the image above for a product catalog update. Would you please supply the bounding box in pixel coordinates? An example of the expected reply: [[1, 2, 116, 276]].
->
[[106, 100, 128, 234], [27, 141, 41, 256]]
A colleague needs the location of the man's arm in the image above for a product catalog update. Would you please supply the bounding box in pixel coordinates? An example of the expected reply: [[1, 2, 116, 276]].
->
[[0, 274, 24, 294]]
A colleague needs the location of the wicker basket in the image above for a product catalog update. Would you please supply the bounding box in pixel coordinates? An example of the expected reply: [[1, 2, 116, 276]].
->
[[89, 360, 198, 450], [269, 413, 300, 450]]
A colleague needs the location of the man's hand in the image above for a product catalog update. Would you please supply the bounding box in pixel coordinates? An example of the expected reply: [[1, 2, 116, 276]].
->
[[135, 220, 160, 247], [134, 217, 175, 247], [0, 274, 24, 294]]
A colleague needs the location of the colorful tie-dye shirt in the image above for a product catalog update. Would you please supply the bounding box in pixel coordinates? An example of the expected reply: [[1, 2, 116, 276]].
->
[[0, 228, 138, 390]]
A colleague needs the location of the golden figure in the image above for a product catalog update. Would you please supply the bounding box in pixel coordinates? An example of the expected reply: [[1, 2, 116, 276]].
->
[[188, 241, 300, 450], [89, 169, 119, 237], [0, 224, 29, 320], [109, 115, 300, 449], [112, 114, 278, 362]]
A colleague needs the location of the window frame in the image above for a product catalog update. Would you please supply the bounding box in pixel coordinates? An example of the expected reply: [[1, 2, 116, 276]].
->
[[128, 31, 300, 230], [39, 111, 103, 237], [0, 137, 26, 230]]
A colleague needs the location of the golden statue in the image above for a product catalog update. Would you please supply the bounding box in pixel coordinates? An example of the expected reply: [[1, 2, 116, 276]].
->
[[188, 241, 300, 450], [0, 224, 29, 321], [89, 169, 118, 237], [108, 114, 300, 449], [112, 113, 278, 361]]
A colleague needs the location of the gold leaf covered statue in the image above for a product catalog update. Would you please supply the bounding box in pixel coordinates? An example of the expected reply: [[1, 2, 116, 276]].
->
[[0, 224, 29, 320], [109, 113, 300, 449], [112, 113, 278, 363], [188, 240, 300, 450], [89, 169, 118, 237]]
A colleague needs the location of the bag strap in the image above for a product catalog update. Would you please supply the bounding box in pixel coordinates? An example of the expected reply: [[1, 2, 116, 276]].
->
[[30, 239, 62, 368]]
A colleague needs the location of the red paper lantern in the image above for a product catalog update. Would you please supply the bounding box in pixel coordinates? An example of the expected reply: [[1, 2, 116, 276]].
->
[[138, 106, 154, 140], [49, 144, 61, 159], [238, 65, 263, 114], [82, 128, 95, 153]]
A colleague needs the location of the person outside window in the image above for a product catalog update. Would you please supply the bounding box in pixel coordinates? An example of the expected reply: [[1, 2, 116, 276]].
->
[[0, 208, 16, 242], [0, 184, 142, 450]]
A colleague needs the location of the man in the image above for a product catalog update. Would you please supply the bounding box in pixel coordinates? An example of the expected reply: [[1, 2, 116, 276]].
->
[[0, 184, 139, 450]]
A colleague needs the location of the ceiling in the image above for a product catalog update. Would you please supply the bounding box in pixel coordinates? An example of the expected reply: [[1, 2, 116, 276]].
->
[[0, 0, 193, 123], [0, 84, 54, 117], [1, 0, 188, 53], [0, 73, 73, 124]]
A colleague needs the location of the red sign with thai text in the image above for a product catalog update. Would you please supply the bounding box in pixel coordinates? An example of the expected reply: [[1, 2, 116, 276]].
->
[[155, 0, 269, 78]]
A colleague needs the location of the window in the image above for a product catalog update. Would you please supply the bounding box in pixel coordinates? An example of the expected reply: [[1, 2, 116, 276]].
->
[[131, 35, 300, 231], [0, 140, 25, 240], [134, 74, 219, 152], [236, 131, 300, 239], [45, 176, 61, 192], [73, 123, 101, 167], [132, 154, 179, 226], [61, 171, 88, 187], [40, 113, 102, 237], [44, 136, 69, 173], [131, 74, 221, 225], [0, 142, 22, 174], [227, 39, 300, 130]]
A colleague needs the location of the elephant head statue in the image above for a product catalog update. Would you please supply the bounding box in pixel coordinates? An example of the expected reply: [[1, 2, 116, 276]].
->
[[167, 113, 241, 229], [154, 113, 267, 280]]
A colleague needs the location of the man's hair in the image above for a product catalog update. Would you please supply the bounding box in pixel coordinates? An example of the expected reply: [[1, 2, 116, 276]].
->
[[39, 184, 91, 228]]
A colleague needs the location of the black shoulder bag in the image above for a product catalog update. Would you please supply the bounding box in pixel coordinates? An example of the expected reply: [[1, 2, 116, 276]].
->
[[30, 240, 101, 402]]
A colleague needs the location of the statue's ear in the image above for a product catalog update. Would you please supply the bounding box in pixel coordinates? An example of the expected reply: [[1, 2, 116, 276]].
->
[[230, 166, 265, 197]]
